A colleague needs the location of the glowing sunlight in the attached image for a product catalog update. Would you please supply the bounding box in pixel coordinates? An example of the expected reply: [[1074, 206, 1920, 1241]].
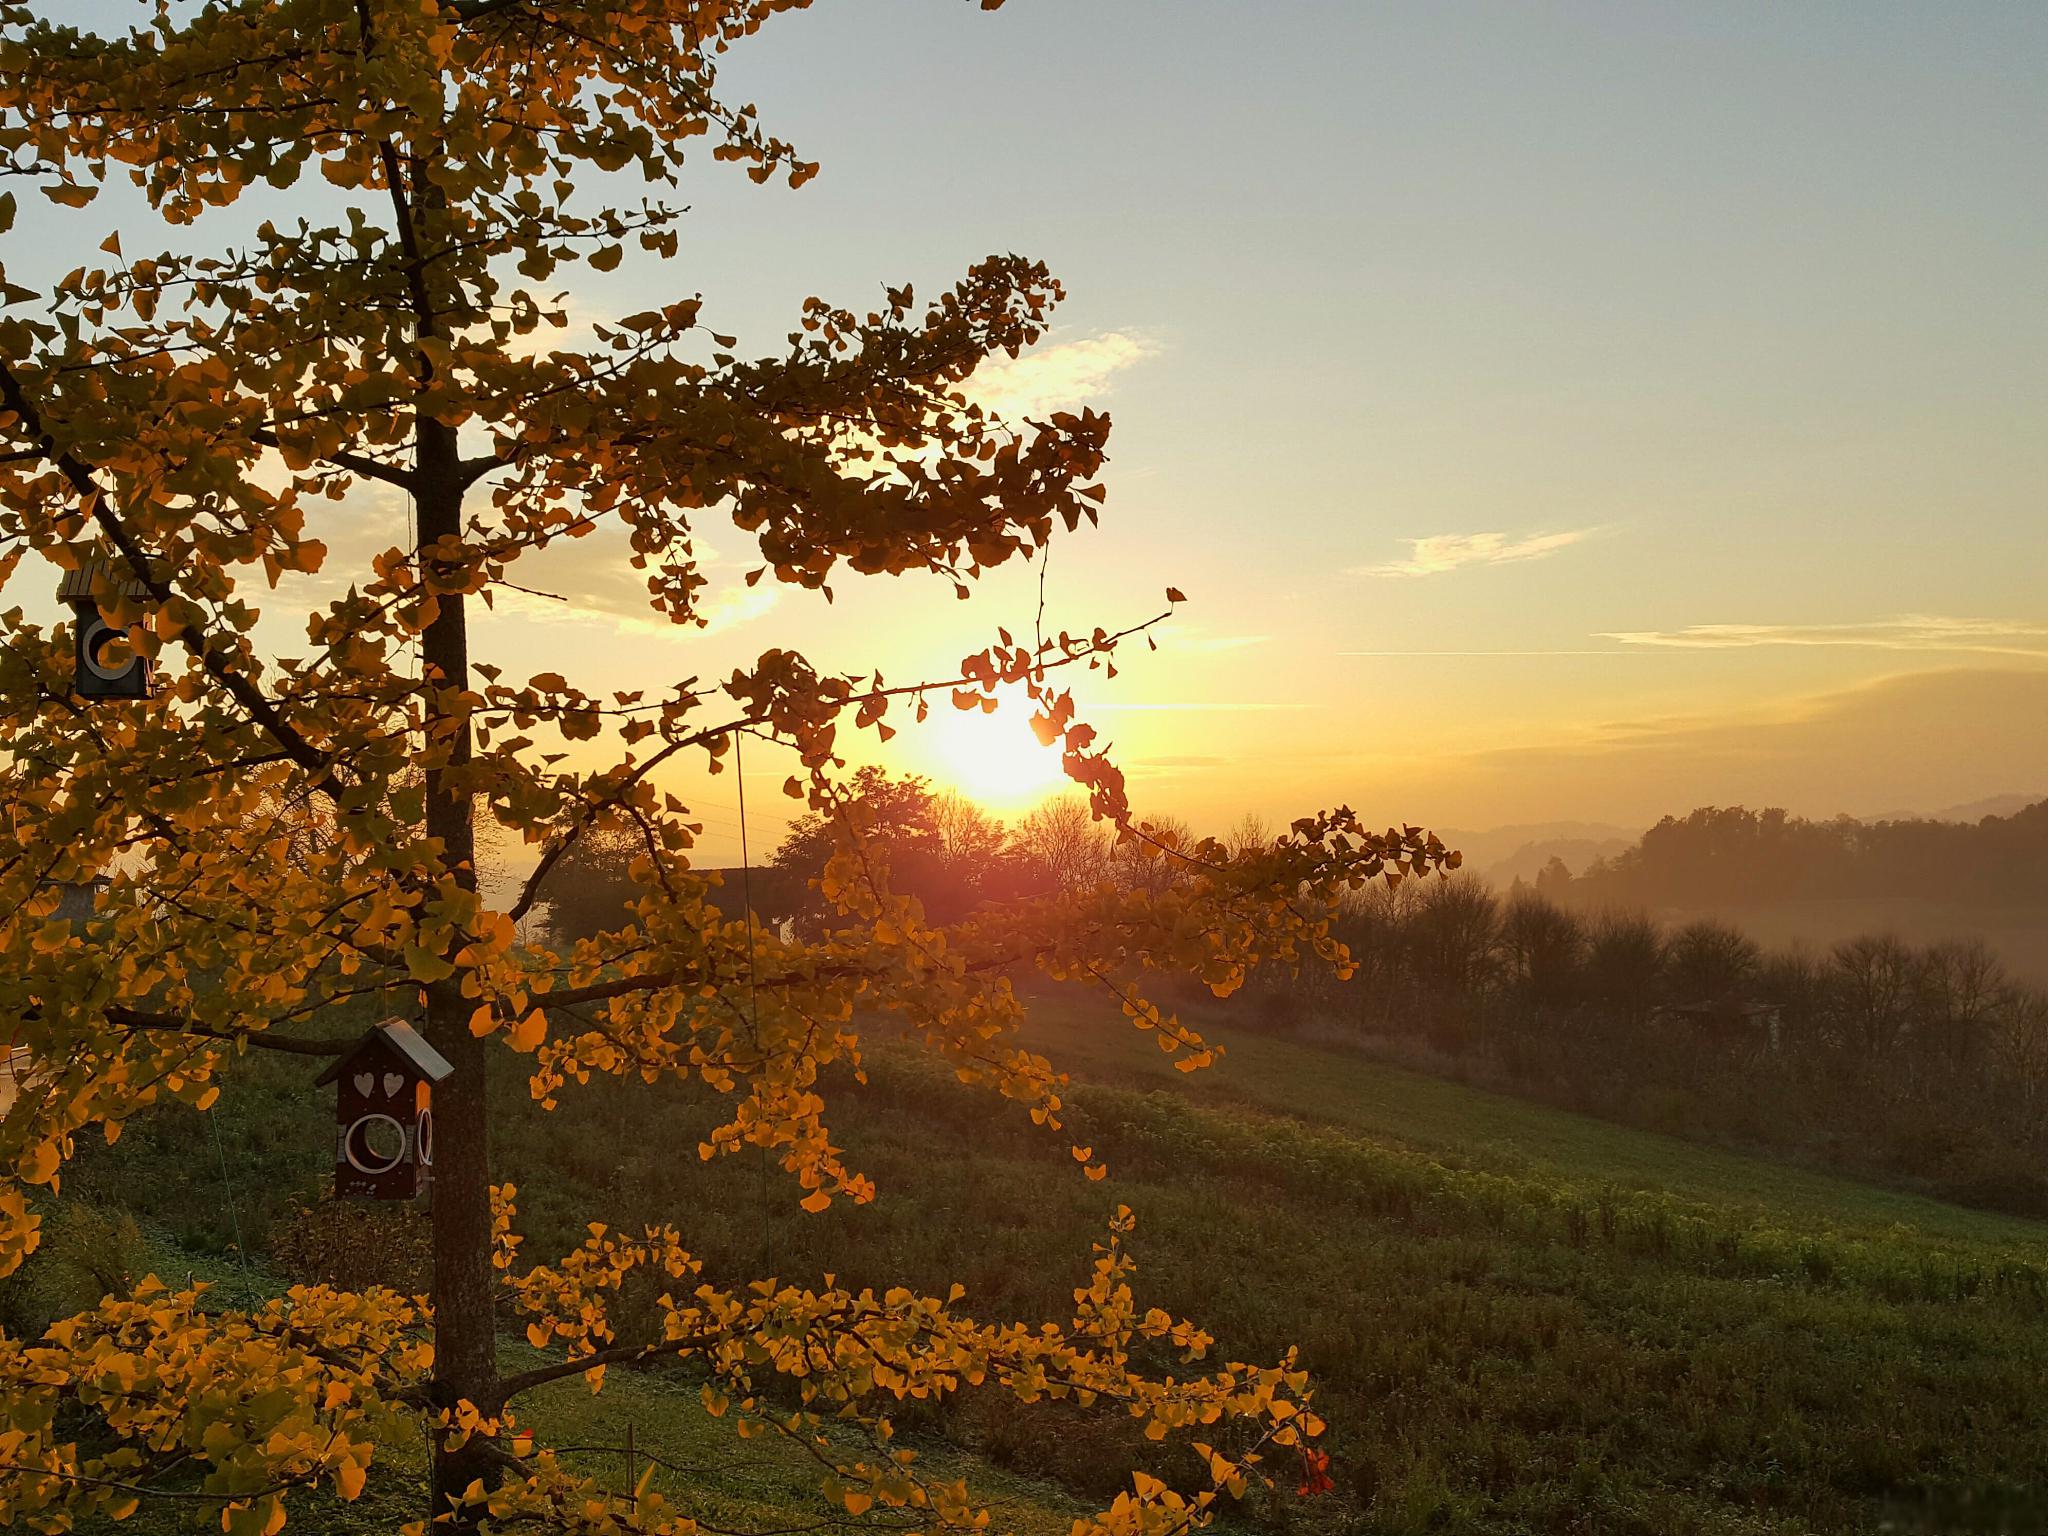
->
[[927, 704, 1066, 811]]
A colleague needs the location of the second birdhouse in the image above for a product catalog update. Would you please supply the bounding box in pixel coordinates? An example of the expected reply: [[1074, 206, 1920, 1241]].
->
[[313, 1019, 454, 1200]]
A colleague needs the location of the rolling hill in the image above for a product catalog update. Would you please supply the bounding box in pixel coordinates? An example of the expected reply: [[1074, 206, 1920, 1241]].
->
[[32, 989, 2048, 1535]]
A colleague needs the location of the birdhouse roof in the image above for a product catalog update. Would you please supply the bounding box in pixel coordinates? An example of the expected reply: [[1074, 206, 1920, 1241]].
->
[[54, 548, 157, 605], [314, 1018, 455, 1086]]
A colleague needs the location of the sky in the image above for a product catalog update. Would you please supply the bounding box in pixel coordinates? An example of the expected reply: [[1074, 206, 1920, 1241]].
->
[[21, 1, 2048, 861]]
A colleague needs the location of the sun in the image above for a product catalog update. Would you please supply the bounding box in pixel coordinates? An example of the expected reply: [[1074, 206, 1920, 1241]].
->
[[928, 704, 1067, 810]]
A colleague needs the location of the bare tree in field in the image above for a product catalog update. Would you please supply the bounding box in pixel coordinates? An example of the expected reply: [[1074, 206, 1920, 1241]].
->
[[1226, 813, 1274, 860], [1915, 938, 2010, 1073], [1828, 934, 1921, 1061], [1989, 988, 2048, 1121], [1665, 920, 1762, 1003], [1406, 877, 1501, 994], [930, 791, 1009, 873], [1758, 947, 1828, 1037], [1014, 796, 1109, 893], [1333, 878, 1420, 1013], [1585, 912, 1666, 1030], [1500, 891, 1585, 1009], [1110, 814, 1197, 898]]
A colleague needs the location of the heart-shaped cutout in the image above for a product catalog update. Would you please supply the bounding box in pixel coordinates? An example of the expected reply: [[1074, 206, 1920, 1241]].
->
[[382, 1072, 405, 1098], [352, 1072, 374, 1097]]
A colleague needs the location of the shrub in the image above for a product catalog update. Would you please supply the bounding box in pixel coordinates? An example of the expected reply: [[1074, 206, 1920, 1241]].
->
[[0, 1200, 144, 1336], [270, 1196, 433, 1296]]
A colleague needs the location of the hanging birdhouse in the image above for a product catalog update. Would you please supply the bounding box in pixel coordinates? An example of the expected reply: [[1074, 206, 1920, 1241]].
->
[[56, 551, 154, 700], [313, 1019, 453, 1200]]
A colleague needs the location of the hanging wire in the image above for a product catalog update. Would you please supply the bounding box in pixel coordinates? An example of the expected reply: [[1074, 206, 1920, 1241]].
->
[[205, 1079, 256, 1307], [405, 477, 430, 1029], [736, 729, 774, 1278], [736, 730, 760, 1022], [406, 482, 423, 687]]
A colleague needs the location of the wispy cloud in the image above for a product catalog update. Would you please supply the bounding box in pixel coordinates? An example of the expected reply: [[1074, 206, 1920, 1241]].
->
[[968, 331, 1156, 419], [1338, 648, 1672, 658], [1457, 667, 2048, 794], [1166, 628, 1270, 655], [694, 581, 779, 636], [1088, 701, 1309, 712], [495, 576, 779, 640], [1602, 615, 2048, 658], [477, 522, 779, 638], [1358, 527, 1602, 578], [1350, 667, 2048, 844]]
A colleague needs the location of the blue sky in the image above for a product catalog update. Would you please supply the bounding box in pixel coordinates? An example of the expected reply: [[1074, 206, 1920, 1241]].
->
[[647, 1, 2048, 834], [19, 2, 2048, 848]]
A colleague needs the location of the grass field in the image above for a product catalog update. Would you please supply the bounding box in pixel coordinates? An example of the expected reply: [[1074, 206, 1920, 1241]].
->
[[35, 985, 2048, 1534], [1030, 998, 2048, 1248]]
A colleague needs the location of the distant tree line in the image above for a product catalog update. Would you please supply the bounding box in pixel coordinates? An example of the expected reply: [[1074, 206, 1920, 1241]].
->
[[1241, 876, 2048, 1215], [1549, 801, 2048, 909], [531, 783, 2048, 1213]]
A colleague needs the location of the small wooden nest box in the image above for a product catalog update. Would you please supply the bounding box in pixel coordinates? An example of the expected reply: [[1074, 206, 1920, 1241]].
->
[[56, 548, 158, 700], [314, 1019, 454, 1200]]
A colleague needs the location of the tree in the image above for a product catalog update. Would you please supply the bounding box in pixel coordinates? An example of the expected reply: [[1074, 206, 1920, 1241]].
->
[[1108, 813, 1197, 899], [1664, 920, 1761, 1004], [770, 766, 943, 928], [1013, 794, 1108, 895], [1404, 876, 1499, 994], [1331, 877, 1419, 1011], [1757, 946, 1827, 1042], [534, 821, 642, 950], [1224, 813, 1273, 861], [1532, 854, 1573, 903], [1499, 890, 1584, 1010], [772, 767, 942, 884], [1989, 986, 2048, 1117], [1913, 937, 2009, 1074], [1827, 934, 1920, 1061], [926, 789, 1018, 914], [768, 770, 1013, 924], [0, 6, 1456, 1534], [1584, 912, 1665, 1030]]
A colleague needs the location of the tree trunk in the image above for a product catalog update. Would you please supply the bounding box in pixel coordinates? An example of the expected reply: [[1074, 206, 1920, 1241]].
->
[[416, 414, 502, 1520]]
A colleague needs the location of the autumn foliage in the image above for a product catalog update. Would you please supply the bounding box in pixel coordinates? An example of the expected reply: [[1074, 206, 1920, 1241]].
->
[[0, 3, 1451, 1532]]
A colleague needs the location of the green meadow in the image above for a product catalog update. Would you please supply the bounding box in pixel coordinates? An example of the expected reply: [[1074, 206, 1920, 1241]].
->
[[33, 989, 2048, 1535]]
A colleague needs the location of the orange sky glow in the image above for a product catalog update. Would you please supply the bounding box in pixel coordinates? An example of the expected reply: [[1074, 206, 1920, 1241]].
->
[[19, 1, 2047, 865]]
